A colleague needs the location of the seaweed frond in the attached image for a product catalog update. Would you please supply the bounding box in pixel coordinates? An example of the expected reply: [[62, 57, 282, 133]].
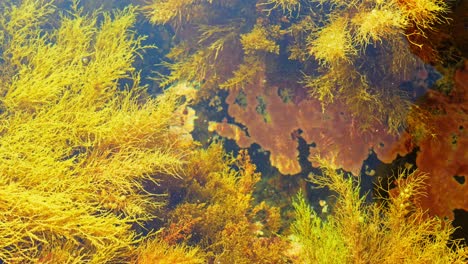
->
[[134, 239, 205, 264], [240, 24, 281, 55], [219, 55, 263, 90], [308, 17, 356, 66], [0, 1, 194, 261], [142, 0, 197, 25], [289, 157, 468, 263]]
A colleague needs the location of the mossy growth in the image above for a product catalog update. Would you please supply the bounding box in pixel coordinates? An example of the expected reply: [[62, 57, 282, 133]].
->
[[161, 145, 290, 263], [0, 0, 195, 262], [289, 157, 468, 263], [256, 0, 301, 17], [4, 1, 460, 261], [298, 0, 449, 134], [219, 55, 263, 90], [308, 17, 356, 66], [143, 0, 450, 136], [133, 239, 205, 264], [240, 24, 281, 55], [142, 0, 199, 26]]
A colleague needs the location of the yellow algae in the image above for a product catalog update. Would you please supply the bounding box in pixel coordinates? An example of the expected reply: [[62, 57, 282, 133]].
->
[[398, 0, 449, 30], [290, 157, 468, 263], [142, 0, 196, 25], [0, 0, 461, 262], [0, 2, 290, 261], [0, 1, 194, 262], [0, 0, 55, 70], [142, 0, 452, 137], [219, 55, 263, 90], [290, 190, 347, 264], [156, 24, 239, 92], [352, 4, 407, 46], [0, 181, 136, 263], [167, 145, 289, 263], [308, 17, 356, 66], [134, 239, 205, 264], [256, 0, 301, 17], [158, 48, 212, 88], [240, 24, 281, 55]]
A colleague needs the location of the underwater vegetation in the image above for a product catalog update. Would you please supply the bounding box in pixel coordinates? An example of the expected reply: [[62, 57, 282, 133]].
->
[[142, 0, 454, 175], [290, 157, 468, 263], [144, 0, 468, 250], [0, 0, 467, 263], [0, 0, 195, 262], [390, 59, 468, 220], [0, 2, 287, 262], [143, 0, 449, 126]]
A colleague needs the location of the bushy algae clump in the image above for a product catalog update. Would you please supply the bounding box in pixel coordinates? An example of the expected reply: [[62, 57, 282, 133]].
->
[[289, 157, 468, 263], [0, 0, 194, 262], [160, 145, 290, 263]]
